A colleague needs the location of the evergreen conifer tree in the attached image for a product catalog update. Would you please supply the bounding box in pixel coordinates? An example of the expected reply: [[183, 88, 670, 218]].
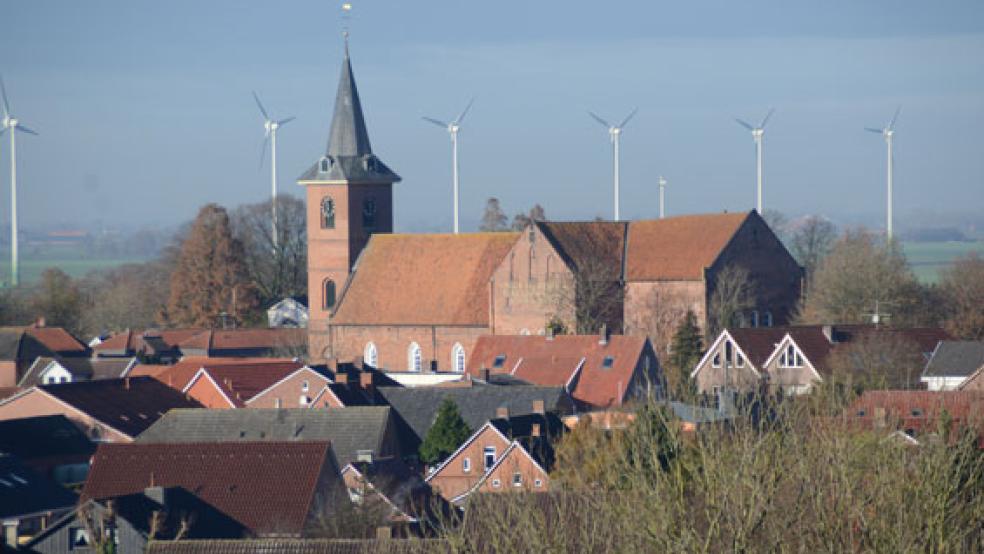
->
[[419, 398, 472, 465], [669, 310, 703, 399]]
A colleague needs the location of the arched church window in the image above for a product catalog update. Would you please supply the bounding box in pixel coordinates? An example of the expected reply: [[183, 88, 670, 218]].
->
[[452, 343, 466, 373], [408, 342, 422, 372], [321, 197, 335, 229], [322, 279, 336, 310]]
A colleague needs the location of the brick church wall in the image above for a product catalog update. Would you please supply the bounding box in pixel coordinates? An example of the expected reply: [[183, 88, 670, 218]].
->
[[329, 325, 490, 372]]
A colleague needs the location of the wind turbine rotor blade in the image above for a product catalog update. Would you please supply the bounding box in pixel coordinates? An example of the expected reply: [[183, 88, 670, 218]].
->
[[454, 97, 475, 125], [0, 75, 9, 116], [759, 107, 775, 129], [15, 125, 38, 136], [422, 116, 449, 128], [252, 91, 270, 120], [618, 107, 638, 129], [864, 127, 884, 134], [258, 135, 269, 170], [888, 106, 901, 130], [276, 116, 295, 126], [588, 111, 611, 128], [734, 118, 755, 131]]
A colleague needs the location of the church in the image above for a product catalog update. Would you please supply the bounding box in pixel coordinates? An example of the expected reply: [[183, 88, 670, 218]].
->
[[299, 45, 804, 371]]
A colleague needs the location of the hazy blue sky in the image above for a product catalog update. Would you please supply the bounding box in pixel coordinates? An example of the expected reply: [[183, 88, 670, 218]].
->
[[2, 1, 983, 232]]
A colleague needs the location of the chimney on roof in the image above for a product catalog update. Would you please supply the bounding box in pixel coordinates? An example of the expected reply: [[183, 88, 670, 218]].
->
[[822, 325, 835, 343], [482, 367, 491, 383], [144, 485, 168, 508], [34, 317, 46, 328], [599, 324, 609, 346], [360, 370, 375, 391], [531, 423, 541, 437], [496, 406, 509, 420], [357, 449, 374, 464], [533, 399, 545, 415], [546, 326, 555, 341], [124, 377, 130, 390]]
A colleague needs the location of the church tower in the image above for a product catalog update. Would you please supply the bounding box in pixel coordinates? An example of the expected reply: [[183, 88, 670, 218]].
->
[[299, 43, 401, 361]]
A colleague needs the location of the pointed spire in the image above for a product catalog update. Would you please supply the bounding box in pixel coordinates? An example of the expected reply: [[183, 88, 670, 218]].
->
[[326, 46, 372, 157]]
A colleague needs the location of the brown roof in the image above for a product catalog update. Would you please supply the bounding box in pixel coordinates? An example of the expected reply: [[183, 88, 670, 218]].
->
[[178, 328, 307, 352], [331, 233, 519, 326], [188, 361, 306, 406], [726, 327, 790, 368], [82, 441, 336, 536], [536, 221, 626, 280], [29, 377, 203, 438], [154, 357, 302, 392], [22, 327, 89, 355], [625, 212, 748, 281], [467, 334, 650, 409], [93, 329, 204, 355]]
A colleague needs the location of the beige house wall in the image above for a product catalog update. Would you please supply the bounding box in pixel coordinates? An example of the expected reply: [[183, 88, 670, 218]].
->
[[0, 390, 132, 442]]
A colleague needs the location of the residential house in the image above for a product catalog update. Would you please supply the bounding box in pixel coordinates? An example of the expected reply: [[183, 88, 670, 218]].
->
[[921, 341, 984, 391], [149, 357, 298, 390], [375, 384, 573, 454], [0, 415, 95, 484], [845, 390, 984, 446], [0, 328, 59, 387], [92, 328, 203, 362], [466, 332, 662, 410], [0, 377, 203, 442], [341, 454, 436, 526], [81, 441, 343, 537], [0, 453, 77, 549], [176, 328, 307, 358], [691, 325, 950, 396], [301, 42, 804, 368], [425, 412, 563, 504], [268, 297, 310, 328], [25, 486, 246, 553], [178, 360, 310, 408], [959, 364, 984, 392], [18, 356, 137, 386], [136, 407, 403, 466]]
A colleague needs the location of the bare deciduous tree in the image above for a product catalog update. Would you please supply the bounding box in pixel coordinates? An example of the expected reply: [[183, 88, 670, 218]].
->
[[230, 195, 307, 307], [479, 198, 509, 232], [939, 253, 984, 340], [548, 256, 623, 334], [708, 264, 754, 337], [624, 286, 692, 359], [790, 215, 836, 279]]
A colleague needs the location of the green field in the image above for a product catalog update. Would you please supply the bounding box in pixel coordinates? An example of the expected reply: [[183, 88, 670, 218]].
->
[[0, 257, 150, 287], [902, 241, 984, 283]]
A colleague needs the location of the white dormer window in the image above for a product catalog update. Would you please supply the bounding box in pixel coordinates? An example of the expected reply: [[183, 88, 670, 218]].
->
[[779, 344, 804, 368], [764, 311, 773, 327], [452, 343, 466, 373], [320, 157, 332, 173], [408, 342, 422, 372]]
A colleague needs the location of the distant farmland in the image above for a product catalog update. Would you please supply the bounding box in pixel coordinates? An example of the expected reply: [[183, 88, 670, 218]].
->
[[903, 241, 983, 283], [0, 257, 150, 287]]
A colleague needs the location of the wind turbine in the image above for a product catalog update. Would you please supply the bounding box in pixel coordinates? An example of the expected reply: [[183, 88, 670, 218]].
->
[[734, 108, 775, 214], [658, 175, 668, 219], [866, 107, 900, 241], [252, 91, 294, 248], [0, 76, 38, 287], [423, 98, 474, 234], [589, 108, 637, 221]]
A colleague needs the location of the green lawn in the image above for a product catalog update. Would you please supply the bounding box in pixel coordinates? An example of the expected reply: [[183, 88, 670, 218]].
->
[[902, 241, 983, 283], [0, 257, 150, 287]]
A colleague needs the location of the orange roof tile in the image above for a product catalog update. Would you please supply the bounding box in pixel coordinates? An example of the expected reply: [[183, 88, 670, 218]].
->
[[154, 357, 299, 391], [331, 232, 520, 326], [23, 327, 88, 355], [467, 334, 650, 409], [192, 361, 305, 405], [625, 212, 749, 281]]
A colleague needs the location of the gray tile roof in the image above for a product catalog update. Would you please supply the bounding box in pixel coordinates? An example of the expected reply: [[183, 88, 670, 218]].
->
[[18, 356, 136, 386], [135, 407, 395, 466], [375, 384, 572, 448], [923, 341, 984, 378], [297, 49, 399, 184]]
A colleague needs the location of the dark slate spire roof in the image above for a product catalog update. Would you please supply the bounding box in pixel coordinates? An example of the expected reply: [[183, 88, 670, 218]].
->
[[298, 45, 400, 183]]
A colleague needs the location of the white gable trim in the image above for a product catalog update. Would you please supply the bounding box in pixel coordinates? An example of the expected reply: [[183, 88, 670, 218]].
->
[[424, 422, 512, 483], [451, 439, 549, 503], [762, 334, 824, 383], [509, 357, 524, 376], [309, 385, 345, 408], [690, 329, 760, 379], [245, 366, 325, 405], [182, 369, 238, 408], [118, 357, 139, 378], [564, 358, 587, 394]]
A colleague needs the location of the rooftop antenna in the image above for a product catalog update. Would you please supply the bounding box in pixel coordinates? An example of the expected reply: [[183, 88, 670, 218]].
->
[[588, 108, 637, 221], [253, 92, 295, 248], [0, 75, 39, 288], [734, 108, 774, 214], [658, 175, 667, 219], [866, 107, 900, 241], [423, 98, 475, 234], [863, 300, 892, 327]]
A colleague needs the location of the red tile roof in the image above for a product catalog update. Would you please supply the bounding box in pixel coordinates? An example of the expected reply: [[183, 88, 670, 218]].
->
[[846, 390, 984, 445], [467, 334, 650, 409], [155, 357, 301, 392], [625, 212, 748, 281], [93, 329, 204, 354], [331, 233, 519, 326], [23, 327, 88, 355], [178, 328, 307, 352], [189, 361, 306, 406], [82, 441, 337, 535], [536, 221, 626, 280]]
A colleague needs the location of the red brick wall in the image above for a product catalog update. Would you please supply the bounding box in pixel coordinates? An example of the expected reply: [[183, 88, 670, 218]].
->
[[247, 369, 331, 408], [477, 445, 549, 494], [329, 324, 489, 373], [490, 225, 575, 335], [185, 377, 236, 409], [428, 425, 511, 502], [0, 362, 16, 388]]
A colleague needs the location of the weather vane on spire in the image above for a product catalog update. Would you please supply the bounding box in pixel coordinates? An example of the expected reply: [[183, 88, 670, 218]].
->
[[342, 2, 353, 49]]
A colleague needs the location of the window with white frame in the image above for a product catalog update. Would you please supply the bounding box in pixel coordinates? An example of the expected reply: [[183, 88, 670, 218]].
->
[[534, 478, 543, 487], [512, 472, 522, 487], [492, 478, 501, 488], [364, 342, 378, 368], [483, 446, 496, 470], [408, 342, 422, 372], [301, 380, 309, 392], [778, 344, 804, 368], [452, 343, 466, 373], [463, 457, 471, 473], [712, 352, 721, 368]]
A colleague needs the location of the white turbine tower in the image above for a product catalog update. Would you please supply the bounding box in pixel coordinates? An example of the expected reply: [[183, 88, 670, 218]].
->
[[658, 175, 667, 219], [0, 76, 38, 287], [866, 107, 901, 241], [734, 108, 775, 214], [423, 98, 474, 234], [253, 91, 295, 248], [589, 108, 637, 221]]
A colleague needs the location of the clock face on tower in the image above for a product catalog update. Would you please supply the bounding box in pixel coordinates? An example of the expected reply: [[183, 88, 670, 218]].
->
[[362, 197, 377, 229]]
